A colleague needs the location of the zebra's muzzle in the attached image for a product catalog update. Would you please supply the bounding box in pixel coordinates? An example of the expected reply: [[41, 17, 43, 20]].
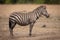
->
[[46, 14, 50, 18]]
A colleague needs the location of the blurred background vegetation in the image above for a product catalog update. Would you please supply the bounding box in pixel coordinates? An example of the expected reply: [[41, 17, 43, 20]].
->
[[0, 0, 60, 4]]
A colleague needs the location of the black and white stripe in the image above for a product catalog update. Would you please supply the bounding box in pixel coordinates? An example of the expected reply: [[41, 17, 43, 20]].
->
[[9, 6, 49, 37]]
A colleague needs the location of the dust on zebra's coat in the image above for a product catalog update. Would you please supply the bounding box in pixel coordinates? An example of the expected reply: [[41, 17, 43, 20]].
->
[[9, 5, 49, 37]]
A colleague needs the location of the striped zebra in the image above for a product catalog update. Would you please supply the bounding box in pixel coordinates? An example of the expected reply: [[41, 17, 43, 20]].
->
[[9, 6, 49, 37]]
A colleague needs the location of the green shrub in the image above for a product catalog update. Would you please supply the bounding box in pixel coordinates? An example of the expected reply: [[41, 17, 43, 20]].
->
[[0, 0, 60, 4], [0, 0, 5, 4], [34, 0, 45, 4], [44, 0, 60, 4]]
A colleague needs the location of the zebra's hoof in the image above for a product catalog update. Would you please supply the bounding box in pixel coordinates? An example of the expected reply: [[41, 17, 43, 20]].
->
[[29, 34, 32, 37]]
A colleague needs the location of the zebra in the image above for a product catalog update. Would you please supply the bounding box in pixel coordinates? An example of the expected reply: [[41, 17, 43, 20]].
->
[[9, 6, 49, 37]]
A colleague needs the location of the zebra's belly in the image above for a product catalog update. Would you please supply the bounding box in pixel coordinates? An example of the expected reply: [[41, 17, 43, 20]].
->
[[18, 21, 29, 26]]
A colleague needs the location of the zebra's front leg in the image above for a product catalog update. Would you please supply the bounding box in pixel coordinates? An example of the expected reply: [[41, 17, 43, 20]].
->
[[29, 23, 34, 36]]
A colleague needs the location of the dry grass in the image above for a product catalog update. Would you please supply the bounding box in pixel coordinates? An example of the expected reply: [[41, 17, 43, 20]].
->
[[0, 4, 60, 40]]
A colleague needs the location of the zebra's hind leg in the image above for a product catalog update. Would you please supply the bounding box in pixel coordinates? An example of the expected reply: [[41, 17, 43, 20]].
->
[[9, 20, 16, 37]]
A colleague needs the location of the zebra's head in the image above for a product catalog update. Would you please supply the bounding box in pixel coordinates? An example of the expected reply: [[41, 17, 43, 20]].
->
[[40, 6, 49, 18]]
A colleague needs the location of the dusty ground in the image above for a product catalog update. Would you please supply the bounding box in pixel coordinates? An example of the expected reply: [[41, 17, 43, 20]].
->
[[0, 4, 60, 40]]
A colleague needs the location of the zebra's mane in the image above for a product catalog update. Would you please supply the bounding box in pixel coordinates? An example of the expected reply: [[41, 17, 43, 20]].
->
[[33, 6, 46, 12]]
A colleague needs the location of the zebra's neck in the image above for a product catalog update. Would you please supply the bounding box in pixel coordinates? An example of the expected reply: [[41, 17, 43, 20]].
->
[[33, 9, 41, 20]]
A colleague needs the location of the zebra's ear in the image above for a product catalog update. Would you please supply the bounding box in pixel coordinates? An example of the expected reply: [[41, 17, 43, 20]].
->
[[40, 5, 46, 9], [43, 6, 46, 9]]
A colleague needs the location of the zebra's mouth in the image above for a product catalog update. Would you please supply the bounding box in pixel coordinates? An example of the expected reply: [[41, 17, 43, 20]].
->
[[44, 14, 50, 18], [46, 15, 49, 18]]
